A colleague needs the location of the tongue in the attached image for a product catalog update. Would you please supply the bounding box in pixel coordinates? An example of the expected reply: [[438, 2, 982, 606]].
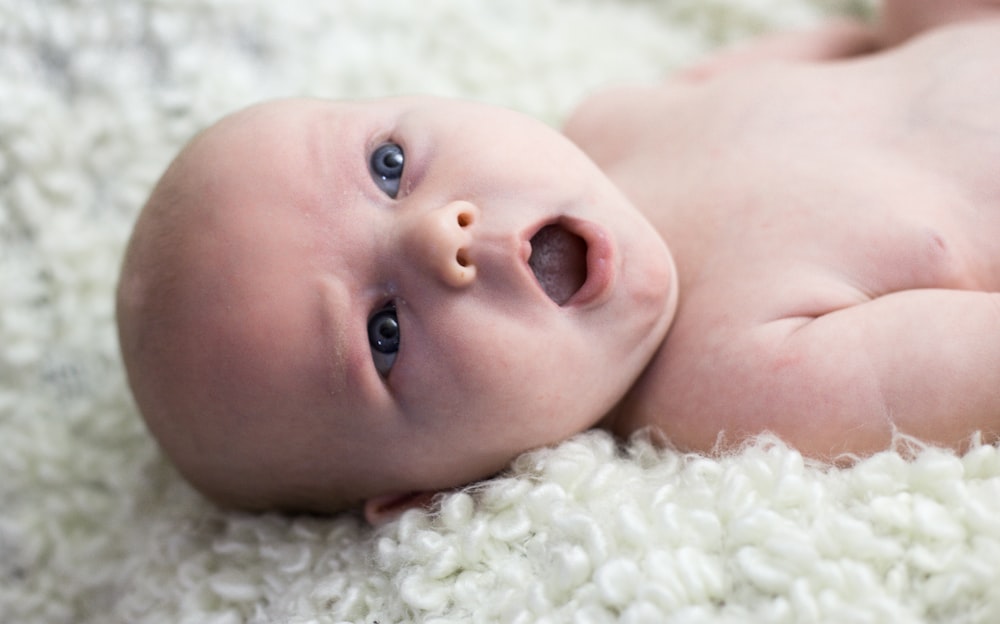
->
[[528, 224, 587, 305]]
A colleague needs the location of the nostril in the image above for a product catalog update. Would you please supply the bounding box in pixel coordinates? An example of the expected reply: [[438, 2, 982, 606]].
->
[[456, 249, 470, 267], [457, 212, 473, 228]]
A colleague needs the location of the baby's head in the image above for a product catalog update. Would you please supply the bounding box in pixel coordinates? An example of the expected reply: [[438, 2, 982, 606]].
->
[[117, 96, 677, 521]]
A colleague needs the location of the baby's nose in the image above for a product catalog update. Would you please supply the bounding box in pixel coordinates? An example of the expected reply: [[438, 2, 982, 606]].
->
[[402, 201, 479, 288]]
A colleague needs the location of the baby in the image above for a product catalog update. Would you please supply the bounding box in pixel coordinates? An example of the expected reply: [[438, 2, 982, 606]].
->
[[117, 0, 1000, 524]]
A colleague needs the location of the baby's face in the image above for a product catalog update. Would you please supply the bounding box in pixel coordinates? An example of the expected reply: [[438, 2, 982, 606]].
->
[[133, 97, 677, 510]]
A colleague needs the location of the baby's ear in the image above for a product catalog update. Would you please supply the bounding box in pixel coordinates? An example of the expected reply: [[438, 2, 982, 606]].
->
[[363, 491, 439, 525]]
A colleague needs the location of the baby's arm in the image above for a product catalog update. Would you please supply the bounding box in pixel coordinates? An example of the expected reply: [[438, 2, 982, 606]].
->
[[879, 0, 1000, 47], [691, 289, 1000, 457], [674, 20, 878, 83], [676, 0, 1000, 83]]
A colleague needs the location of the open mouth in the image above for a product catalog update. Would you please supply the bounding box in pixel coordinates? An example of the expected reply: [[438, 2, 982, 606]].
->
[[528, 223, 588, 306]]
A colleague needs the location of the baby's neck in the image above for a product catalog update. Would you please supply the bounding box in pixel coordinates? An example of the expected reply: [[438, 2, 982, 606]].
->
[[595, 389, 633, 437]]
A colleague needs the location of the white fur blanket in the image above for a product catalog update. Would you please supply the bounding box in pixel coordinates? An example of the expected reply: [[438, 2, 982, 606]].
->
[[7, 0, 1000, 622]]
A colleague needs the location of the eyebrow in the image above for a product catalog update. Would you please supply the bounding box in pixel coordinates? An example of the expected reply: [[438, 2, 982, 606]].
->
[[304, 107, 335, 198], [317, 274, 354, 398], [306, 102, 365, 166], [297, 103, 333, 179]]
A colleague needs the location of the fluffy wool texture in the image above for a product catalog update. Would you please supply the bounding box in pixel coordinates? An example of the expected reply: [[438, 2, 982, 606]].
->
[[5, 0, 1000, 622]]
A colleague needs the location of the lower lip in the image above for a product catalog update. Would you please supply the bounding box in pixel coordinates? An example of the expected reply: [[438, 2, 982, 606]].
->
[[563, 218, 615, 308]]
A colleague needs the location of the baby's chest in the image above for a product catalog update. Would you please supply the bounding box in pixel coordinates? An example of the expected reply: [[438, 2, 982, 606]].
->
[[649, 76, 1000, 293]]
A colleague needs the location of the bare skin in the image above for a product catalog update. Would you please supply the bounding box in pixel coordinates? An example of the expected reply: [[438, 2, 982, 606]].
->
[[569, 3, 1000, 459], [117, 0, 1000, 523], [118, 97, 677, 519]]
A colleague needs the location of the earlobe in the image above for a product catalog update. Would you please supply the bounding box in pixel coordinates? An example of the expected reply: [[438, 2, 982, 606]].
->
[[363, 491, 439, 525]]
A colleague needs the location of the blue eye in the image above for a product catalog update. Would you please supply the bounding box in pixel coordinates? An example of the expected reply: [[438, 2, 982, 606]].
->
[[367, 304, 399, 377], [370, 143, 404, 198]]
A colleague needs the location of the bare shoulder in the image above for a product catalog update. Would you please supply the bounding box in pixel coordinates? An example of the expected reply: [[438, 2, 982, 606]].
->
[[563, 84, 666, 171]]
